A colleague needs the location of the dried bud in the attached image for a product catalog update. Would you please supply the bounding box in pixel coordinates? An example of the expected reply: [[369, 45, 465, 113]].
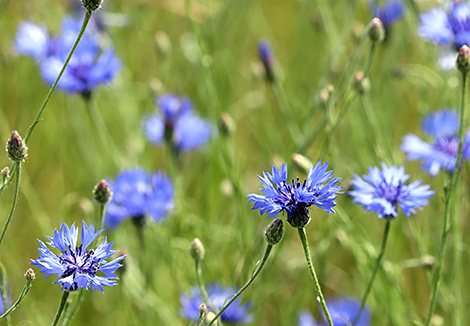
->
[[258, 39, 275, 83], [265, 218, 284, 245], [190, 238, 205, 261], [457, 45, 470, 73], [367, 18, 385, 43], [6, 130, 28, 162], [353, 71, 371, 94], [81, 0, 102, 11], [93, 179, 112, 205], [24, 268, 35, 282], [155, 31, 171, 56], [219, 112, 236, 137], [292, 153, 311, 175]]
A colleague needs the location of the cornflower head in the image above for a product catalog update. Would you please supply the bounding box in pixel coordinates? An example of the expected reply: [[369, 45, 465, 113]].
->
[[349, 163, 434, 219], [247, 160, 342, 228], [142, 94, 212, 152], [180, 284, 253, 324], [31, 221, 125, 292], [298, 298, 370, 326], [370, 0, 405, 28], [103, 168, 174, 229], [401, 109, 470, 176], [258, 39, 275, 82]]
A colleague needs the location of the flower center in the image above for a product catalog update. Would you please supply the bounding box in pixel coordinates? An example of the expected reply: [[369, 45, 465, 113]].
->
[[433, 137, 460, 157], [59, 245, 100, 279], [377, 181, 402, 205]]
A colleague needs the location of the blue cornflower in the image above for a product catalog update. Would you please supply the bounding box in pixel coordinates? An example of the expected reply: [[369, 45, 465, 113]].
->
[[371, 0, 405, 28], [31, 221, 125, 293], [247, 161, 342, 228], [258, 38, 275, 81], [401, 109, 470, 176], [349, 163, 434, 219], [142, 94, 212, 152], [180, 284, 253, 324], [298, 298, 370, 326], [103, 168, 174, 229]]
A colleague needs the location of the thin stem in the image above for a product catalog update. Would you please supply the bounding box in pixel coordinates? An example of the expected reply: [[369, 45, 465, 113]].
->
[[195, 260, 220, 326], [363, 42, 377, 78], [0, 280, 33, 320], [0, 162, 21, 250], [352, 219, 392, 326], [207, 245, 273, 326], [60, 289, 85, 326], [425, 72, 468, 326], [297, 227, 334, 326], [51, 291, 70, 326], [24, 10, 93, 144]]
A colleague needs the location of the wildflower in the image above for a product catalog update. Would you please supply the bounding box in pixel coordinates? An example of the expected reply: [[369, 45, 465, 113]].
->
[[247, 161, 342, 228], [370, 0, 405, 28], [180, 284, 253, 324], [258, 39, 275, 82], [298, 298, 370, 326], [103, 168, 174, 229], [31, 221, 125, 292], [349, 163, 434, 219], [401, 109, 470, 176], [142, 94, 212, 152]]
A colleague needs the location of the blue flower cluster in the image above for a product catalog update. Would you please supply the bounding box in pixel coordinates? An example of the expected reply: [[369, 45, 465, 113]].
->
[[142, 94, 212, 152], [103, 168, 174, 229], [31, 221, 125, 292], [298, 298, 370, 326], [180, 284, 253, 324], [14, 16, 121, 96]]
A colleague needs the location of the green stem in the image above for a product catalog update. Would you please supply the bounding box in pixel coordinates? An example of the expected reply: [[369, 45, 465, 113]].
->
[[363, 42, 377, 78], [352, 219, 391, 326], [24, 10, 93, 144], [0, 279, 33, 320], [0, 162, 21, 250], [195, 260, 221, 326], [297, 227, 334, 326], [207, 245, 273, 326], [60, 289, 85, 326], [425, 72, 468, 326], [51, 291, 70, 326]]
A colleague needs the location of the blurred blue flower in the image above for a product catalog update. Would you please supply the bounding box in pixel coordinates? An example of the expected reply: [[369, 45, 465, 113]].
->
[[401, 109, 470, 176], [298, 298, 370, 326], [103, 168, 174, 229], [371, 0, 405, 27], [180, 284, 253, 324], [31, 221, 125, 292], [247, 161, 342, 228], [14, 16, 121, 96], [142, 94, 212, 152], [349, 163, 434, 219]]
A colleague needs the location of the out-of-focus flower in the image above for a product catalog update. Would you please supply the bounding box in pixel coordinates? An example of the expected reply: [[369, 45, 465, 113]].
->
[[31, 221, 125, 292], [142, 94, 212, 152], [247, 161, 342, 228], [258, 39, 275, 82], [180, 284, 253, 324], [401, 109, 470, 176], [349, 163, 434, 219], [103, 168, 174, 229], [370, 0, 405, 28]]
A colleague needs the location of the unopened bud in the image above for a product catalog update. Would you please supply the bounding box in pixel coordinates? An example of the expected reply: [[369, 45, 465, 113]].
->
[[24, 268, 35, 282], [457, 45, 470, 73], [353, 71, 371, 94], [199, 303, 207, 315], [292, 153, 311, 175], [93, 179, 112, 205], [258, 39, 275, 83], [155, 31, 171, 56], [265, 218, 284, 245], [6, 130, 28, 162], [367, 18, 385, 43], [1, 167, 9, 182], [219, 112, 236, 137], [81, 0, 102, 11], [190, 238, 205, 261]]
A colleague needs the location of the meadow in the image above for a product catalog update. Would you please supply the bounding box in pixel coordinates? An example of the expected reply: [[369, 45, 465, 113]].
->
[[0, 0, 467, 325]]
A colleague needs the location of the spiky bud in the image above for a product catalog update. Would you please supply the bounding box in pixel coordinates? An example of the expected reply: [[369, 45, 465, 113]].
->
[[81, 0, 102, 11], [265, 218, 284, 245], [93, 179, 112, 205], [6, 130, 28, 162], [190, 238, 205, 261], [457, 45, 470, 73], [24, 268, 35, 282], [258, 39, 275, 83], [219, 112, 237, 137], [367, 18, 385, 43], [353, 71, 371, 94], [292, 153, 311, 175]]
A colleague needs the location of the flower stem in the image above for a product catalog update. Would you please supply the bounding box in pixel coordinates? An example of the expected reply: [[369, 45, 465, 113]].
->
[[60, 289, 85, 326], [207, 244, 273, 326], [297, 227, 334, 326], [0, 162, 21, 250], [195, 260, 221, 326], [0, 278, 34, 320], [24, 10, 93, 144], [352, 219, 391, 326], [425, 71, 468, 326], [51, 291, 70, 326]]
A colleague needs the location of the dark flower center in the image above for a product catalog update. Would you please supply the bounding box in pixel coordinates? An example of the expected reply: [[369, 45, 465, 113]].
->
[[277, 178, 312, 227], [59, 244, 100, 279], [377, 181, 402, 206], [433, 137, 460, 157]]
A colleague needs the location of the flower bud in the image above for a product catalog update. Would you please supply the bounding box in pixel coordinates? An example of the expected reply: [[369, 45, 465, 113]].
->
[[199, 303, 207, 315], [24, 268, 35, 282], [367, 18, 385, 43], [93, 179, 112, 205], [353, 71, 371, 95], [1, 167, 9, 183], [457, 45, 470, 74], [190, 238, 205, 261], [265, 218, 284, 245], [258, 39, 275, 83], [219, 112, 236, 137], [292, 153, 311, 175], [6, 130, 28, 162], [81, 0, 102, 11]]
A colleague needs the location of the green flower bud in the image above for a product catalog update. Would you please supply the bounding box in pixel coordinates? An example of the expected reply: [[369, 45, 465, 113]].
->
[[1, 167, 9, 183], [24, 268, 35, 282], [190, 238, 205, 261], [367, 18, 384, 43], [457, 45, 470, 74], [6, 130, 28, 162], [265, 218, 284, 245], [353, 71, 371, 95], [93, 179, 113, 205], [219, 112, 237, 137], [81, 0, 102, 11]]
